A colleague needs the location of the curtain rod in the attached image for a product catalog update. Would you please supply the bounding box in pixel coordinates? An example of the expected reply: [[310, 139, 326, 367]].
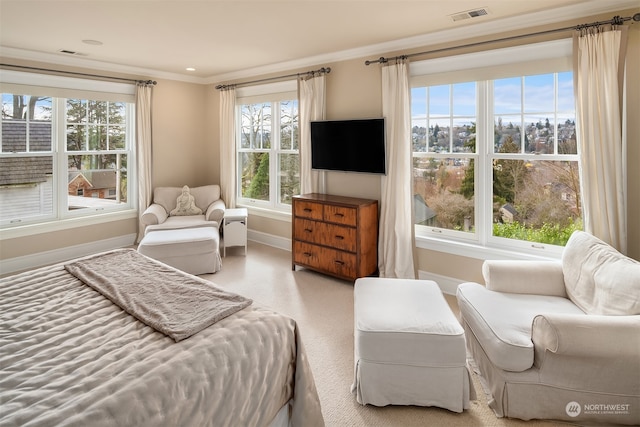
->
[[365, 13, 640, 65], [0, 63, 157, 85], [215, 67, 331, 90]]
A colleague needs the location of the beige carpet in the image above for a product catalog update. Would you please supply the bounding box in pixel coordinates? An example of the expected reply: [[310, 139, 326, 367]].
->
[[202, 242, 572, 427]]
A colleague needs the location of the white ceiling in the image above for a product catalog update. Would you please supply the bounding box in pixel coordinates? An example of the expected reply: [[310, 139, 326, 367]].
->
[[0, 0, 637, 84]]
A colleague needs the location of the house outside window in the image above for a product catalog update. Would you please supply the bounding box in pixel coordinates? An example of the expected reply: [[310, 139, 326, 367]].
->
[[0, 71, 135, 229], [411, 39, 581, 258], [236, 81, 299, 211]]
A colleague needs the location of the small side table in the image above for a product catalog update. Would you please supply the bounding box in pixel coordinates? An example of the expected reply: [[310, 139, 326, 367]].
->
[[223, 208, 248, 256]]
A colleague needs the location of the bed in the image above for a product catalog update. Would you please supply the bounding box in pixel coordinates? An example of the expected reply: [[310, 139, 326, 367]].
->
[[0, 249, 324, 427]]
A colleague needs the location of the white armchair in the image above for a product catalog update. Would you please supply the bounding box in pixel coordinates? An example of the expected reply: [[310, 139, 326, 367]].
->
[[456, 231, 640, 425], [141, 184, 225, 235], [137, 185, 225, 275]]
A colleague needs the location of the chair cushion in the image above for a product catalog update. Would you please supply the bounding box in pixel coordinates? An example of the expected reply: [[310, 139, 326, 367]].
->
[[562, 231, 640, 315], [144, 215, 217, 235], [456, 282, 585, 372]]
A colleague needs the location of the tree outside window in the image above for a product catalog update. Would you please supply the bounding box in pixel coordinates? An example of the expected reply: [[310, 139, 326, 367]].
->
[[237, 99, 299, 209]]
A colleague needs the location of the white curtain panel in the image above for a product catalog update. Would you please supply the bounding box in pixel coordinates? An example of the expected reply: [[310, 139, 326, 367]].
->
[[379, 60, 416, 279], [298, 74, 326, 194], [574, 26, 628, 253], [135, 83, 153, 243], [219, 88, 237, 207]]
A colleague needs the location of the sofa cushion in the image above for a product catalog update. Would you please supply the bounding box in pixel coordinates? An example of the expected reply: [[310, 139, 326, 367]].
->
[[562, 231, 640, 315], [457, 282, 585, 372]]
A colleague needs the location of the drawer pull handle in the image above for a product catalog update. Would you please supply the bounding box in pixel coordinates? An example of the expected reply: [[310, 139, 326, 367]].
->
[[304, 208, 312, 212], [303, 252, 313, 257], [335, 235, 344, 240], [334, 260, 345, 265], [304, 228, 313, 233], [335, 213, 344, 217]]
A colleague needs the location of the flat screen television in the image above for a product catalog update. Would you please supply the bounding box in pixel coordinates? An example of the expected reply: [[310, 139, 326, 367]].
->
[[310, 118, 386, 174]]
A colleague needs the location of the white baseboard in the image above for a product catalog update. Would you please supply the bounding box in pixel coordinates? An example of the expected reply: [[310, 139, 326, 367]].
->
[[418, 270, 466, 295], [0, 233, 137, 276], [247, 230, 291, 252], [245, 231, 467, 295]]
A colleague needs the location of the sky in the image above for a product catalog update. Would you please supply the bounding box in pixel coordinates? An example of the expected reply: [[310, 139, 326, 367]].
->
[[411, 72, 575, 127]]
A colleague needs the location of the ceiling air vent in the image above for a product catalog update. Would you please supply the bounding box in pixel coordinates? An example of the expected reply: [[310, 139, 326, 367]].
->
[[450, 7, 490, 22], [58, 49, 87, 56]]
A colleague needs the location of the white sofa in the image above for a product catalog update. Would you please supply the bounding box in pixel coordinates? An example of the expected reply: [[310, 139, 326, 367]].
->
[[456, 231, 640, 425], [138, 185, 225, 274]]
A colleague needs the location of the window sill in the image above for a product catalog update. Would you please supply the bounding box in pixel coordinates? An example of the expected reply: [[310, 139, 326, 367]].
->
[[0, 209, 138, 240], [236, 204, 292, 222], [415, 234, 561, 262]]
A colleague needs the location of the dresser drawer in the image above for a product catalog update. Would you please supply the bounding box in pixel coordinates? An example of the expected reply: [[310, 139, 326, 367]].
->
[[323, 205, 357, 226], [318, 222, 356, 252], [294, 201, 323, 220], [294, 219, 356, 252], [293, 241, 356, 280], [293, 241, 322, 268]]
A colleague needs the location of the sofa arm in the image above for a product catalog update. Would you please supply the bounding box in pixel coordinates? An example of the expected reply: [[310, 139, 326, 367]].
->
[[141, 203, 168, 226], [205, 199, 225, 224], [533, 313, 640, 359], [482, 260, 566, 296]]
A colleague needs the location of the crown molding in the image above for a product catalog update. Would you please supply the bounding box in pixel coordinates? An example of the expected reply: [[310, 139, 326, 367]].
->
[[0, 46, 205, 84], [2, 0, 637, 86]]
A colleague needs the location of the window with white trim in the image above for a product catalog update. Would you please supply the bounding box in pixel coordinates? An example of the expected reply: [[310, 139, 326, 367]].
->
[[411, 40, 582, 257], [236, 81, 299, 210], [0, 71, 136, 228]]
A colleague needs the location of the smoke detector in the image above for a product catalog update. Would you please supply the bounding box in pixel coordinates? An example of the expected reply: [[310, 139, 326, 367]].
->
[[449, 7, 490, 22]]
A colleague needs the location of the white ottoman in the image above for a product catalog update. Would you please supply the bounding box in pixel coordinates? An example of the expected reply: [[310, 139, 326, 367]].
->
[[138, 227, 221, 275], [351, 278, 474, 412]]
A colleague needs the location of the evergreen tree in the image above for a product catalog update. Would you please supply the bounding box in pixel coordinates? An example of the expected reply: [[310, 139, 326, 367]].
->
[[459, 122, 476, 199], [246, 153, 269, 200], [493, 136, 527, 204]]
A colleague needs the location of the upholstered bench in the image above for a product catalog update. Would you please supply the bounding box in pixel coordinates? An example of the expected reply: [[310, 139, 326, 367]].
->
[[351, 277, 474, 413], [137, 227, 221, 275]]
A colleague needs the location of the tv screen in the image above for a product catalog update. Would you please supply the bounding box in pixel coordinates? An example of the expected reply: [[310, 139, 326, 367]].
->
[[310, 118, 386, 174]]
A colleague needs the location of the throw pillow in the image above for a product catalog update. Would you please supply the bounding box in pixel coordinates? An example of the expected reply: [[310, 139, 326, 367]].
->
[[170, 185, 203, 216]]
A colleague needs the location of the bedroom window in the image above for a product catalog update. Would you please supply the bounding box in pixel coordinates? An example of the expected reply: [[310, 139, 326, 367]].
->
[[411, 40, 582, 258], [0, 72, 135, 229], [236, 82, 299, 211]]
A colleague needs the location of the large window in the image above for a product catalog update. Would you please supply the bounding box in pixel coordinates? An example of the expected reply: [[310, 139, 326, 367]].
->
[[0, 72, 135, 228], [411, 40, 581, 257], [236, 82, 299, 210]]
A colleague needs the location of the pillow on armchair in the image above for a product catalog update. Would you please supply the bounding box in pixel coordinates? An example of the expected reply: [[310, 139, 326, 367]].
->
[[562, 231, 640, 315], [169, 186, 202, 216], [141, 184, 225, 226]]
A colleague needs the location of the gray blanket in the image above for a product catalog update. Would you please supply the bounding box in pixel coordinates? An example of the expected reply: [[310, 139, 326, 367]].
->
[[65, 249, 252, 341]]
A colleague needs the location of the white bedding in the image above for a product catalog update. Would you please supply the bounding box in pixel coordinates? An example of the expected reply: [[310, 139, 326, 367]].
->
[[0, 253, 324, 427]]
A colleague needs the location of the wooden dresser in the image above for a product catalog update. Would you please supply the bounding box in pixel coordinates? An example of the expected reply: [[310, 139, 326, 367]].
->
[[292, 193, 378, 281]]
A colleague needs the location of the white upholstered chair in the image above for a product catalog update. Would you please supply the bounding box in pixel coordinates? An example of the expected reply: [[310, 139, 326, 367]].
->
[[456, 231, 640, 425], [138, 184, 225, 274]]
